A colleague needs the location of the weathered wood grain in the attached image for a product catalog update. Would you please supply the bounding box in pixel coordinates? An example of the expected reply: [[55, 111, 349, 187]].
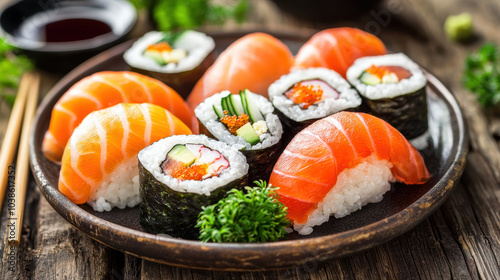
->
[[0, 179, 38, 280], [31, 197, 110, 280]]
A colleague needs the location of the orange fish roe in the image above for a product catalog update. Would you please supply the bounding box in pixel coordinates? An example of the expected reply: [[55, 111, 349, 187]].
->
[[146, 42, 172, 52], [220, 113, 250, 135], [285, 81, 323, 109], [176, 163, 209, 180], [164, 160, 210, 181], [365, 65, 412, 80]]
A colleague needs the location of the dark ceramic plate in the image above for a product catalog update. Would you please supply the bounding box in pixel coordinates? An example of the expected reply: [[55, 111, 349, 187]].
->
[[30, 30, 468, 271]]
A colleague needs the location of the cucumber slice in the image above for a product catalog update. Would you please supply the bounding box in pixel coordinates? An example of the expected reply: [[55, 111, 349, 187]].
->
[[159, 30, 187, 46], [236, 123, 260, 145], [144, 50, 166, 66], [231, 94, 245, 115], [239, 90, 248, 113], [243, 90, 264, 123], [213, 104, 224, 119], [224, 95, 234, 116], [359, 72, 381, 85], [221, 96, 230, 115], [222, 95, 236, 116]]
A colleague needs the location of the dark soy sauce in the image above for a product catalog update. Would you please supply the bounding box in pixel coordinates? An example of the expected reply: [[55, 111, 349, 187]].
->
[[42, 18, 112, 42]]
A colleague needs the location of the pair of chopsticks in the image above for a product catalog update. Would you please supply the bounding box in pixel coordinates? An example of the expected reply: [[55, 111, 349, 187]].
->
[[0, 71, 40, 247]]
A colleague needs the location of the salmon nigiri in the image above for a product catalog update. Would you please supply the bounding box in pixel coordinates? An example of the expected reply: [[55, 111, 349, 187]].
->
[[42, 71, 197, 162], [269, 111, 430, 235], [292, 28, 387, 77], [58, 103, 192, 211], [187, 32, 293, 110]]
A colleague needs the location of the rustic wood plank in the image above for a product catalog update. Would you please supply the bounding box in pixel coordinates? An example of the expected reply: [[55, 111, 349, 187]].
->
[[428, 208, 473, 279], [123, 255, 141, 280], [30, 197, 112, 280], [0, 179, 39, 280], [444, 152, 500, 279]]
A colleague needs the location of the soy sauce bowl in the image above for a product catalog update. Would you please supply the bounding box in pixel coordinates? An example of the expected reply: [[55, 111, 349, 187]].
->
[[0, 0, 137, 73]]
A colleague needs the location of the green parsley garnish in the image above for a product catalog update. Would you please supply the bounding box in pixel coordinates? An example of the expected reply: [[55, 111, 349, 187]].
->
[[0, 37, 33, 107], [131, 0, 249, 32], [196, 180, 291, 243], [463, 43, 500, 108]]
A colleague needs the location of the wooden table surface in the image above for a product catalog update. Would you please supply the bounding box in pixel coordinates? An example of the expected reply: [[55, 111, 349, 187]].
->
[[1, 0, 500, 279]]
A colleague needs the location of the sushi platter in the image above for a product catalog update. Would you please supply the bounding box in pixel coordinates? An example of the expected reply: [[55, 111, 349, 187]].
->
[[29, 30, 467, 270]]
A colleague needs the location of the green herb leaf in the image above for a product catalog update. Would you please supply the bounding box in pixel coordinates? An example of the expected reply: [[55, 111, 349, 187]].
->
[[151, 0, 249, 32], [0, 37, 33, 106], [463, 43, 500, 108], [232, 0, 249, 24], [153, 0, 209, 31], [196, 180, 291, 243]]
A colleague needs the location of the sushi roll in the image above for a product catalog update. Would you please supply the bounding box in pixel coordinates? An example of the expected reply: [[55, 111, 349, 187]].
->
[[269, 112, 431, 235], [123, 30, 216, 98], [346, 53, 428, 139], [58, 103, 192, 211], [138, 135, 249, 239], [268, 67, 362, 138], [194, 90, 283, 182]]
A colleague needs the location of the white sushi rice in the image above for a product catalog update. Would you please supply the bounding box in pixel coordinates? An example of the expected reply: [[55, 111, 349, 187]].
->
[[194, 90, 283, 151], [268, 68, 362, 122], [138, 135, 249, 196], [88, 157, 141, 212], [346, 53, 427, 100], [123, 30, 215, 73], [294, 155, 395, 235]]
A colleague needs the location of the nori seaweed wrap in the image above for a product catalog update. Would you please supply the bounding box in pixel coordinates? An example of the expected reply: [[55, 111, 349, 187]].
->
[[123, 30, 216, 98], [138, 135, 249, 239], [346, 53, 428, 139], [268, 67, 362, 141], [194, 90, 283, 182]]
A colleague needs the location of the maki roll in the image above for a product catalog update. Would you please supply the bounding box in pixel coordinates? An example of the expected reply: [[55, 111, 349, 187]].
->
[[268, 67, 362, 138], [346, 53, 428, 139], [124, 30, 216, 98], [138, 135, 248, 239], [194, 90, 283, 182]]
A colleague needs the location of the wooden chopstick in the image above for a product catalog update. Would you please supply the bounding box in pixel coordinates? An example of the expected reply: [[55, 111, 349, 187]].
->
[[8, 71, 40, 247], [0, 73, 33, 214]]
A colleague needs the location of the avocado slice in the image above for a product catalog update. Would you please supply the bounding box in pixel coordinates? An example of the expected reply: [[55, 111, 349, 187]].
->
[[167, 144, 197, 166], [236, 123, 260, 145]]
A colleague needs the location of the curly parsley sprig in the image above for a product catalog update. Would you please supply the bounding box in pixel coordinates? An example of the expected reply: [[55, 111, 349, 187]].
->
[[196, 180, 291, 243], [463, 43, 500, 108]]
